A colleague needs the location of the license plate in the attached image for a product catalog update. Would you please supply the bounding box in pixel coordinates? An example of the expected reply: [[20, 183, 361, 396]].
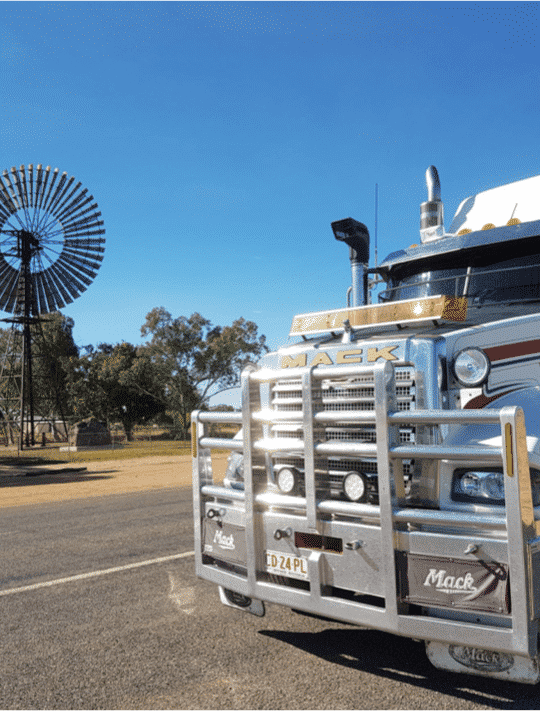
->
[[265, 550, 309, 580]]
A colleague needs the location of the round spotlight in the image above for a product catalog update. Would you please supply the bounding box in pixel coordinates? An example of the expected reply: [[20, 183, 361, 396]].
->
[[277, 467, 297, 494], [343, 471, 367, 502], [453, 348, 490, 387]]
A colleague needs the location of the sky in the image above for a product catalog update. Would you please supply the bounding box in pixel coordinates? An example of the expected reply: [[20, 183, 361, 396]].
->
[[1, 1, 539, 406]]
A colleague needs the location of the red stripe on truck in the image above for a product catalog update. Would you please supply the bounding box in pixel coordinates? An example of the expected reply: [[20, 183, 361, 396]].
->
[[483, 339, 540, 362]]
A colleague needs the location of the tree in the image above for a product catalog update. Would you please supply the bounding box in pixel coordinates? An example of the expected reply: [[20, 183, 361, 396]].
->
[[141, 309, 268, 438], [67, 342, 166, 440], [33, 313, 79, 422]]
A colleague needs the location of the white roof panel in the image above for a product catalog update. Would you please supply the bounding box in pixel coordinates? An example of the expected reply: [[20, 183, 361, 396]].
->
[[449, 174, 540, 235]]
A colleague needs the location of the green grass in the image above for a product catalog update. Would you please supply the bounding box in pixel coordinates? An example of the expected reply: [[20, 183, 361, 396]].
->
[[0, 439, 192, 468]]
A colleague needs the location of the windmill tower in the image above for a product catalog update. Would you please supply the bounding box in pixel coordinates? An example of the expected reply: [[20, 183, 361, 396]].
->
[[0, 164, 105, 448]]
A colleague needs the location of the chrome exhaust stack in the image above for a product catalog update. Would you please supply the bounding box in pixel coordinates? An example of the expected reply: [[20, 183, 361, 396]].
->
[[420, 165, 445, 243]]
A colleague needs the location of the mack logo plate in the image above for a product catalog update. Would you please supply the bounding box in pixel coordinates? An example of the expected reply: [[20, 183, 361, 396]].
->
[[202, 520, 247, 564], [397, 553, 509, 614]]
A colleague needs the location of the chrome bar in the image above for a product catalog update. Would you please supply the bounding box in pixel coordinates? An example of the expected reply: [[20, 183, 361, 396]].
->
[[199, 436, 243, 450], [241, 367, 258, 598], [251, 362, 385, 383], [199, 484, 509, 532], [302, 367, 318, 530], [501, 406, 539, 657], [197, 411, 243, 424], [392, 508, 506, 530], [374, 361, 400, 623], [201, 484, 245, 501], [388, 444, 502, 461], [191, 411, 207, 585], [253, 408, 500, 426], [250, 436, 502, 461]]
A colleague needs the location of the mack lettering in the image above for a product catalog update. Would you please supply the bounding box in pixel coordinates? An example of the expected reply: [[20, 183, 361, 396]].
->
[[213, 530, 235, 551], [280, 346, 398, 369], [423, 569, 478, 594]]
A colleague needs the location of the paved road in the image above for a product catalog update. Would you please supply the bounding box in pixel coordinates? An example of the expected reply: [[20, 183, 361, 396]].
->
[[2, 487, 540, 709]]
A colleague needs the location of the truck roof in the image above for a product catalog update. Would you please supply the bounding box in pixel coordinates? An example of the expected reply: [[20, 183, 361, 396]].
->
[[379, 218, 540, 271], [380, 172, 540, 272]]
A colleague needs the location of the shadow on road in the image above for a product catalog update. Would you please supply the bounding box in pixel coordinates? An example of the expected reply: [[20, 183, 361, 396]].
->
[[259, 627, 540, 709], [0, 469, 117, 487]]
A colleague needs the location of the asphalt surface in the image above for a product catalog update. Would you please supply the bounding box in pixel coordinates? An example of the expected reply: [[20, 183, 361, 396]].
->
[[2, 485, 540, 709]]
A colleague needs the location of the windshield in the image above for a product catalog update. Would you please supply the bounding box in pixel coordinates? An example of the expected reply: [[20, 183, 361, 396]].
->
[[379, 251, 540, 305]]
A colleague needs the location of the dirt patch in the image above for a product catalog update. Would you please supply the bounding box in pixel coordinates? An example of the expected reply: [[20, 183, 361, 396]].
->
[[0, 453, 230, 508]]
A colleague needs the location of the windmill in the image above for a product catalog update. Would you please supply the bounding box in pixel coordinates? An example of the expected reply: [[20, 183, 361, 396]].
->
[[0, 164, 105, 448]]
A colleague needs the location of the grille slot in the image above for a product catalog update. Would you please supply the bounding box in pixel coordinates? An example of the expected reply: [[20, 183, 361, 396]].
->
[[270, 366, 417, 501]]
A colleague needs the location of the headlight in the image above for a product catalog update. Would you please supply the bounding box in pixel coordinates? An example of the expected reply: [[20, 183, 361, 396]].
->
[[223, 452, 244, 489], [276, 467, 298, 494], [452, 348, 490, 387], [452, 468, 540, 506], [343, 471, 367, 502]]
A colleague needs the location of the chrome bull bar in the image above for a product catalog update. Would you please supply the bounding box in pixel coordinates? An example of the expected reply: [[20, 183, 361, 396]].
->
[[192, 361, 540, 658]]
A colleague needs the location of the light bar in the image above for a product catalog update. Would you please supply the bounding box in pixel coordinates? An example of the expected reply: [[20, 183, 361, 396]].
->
[[290, 295, 467, 337]]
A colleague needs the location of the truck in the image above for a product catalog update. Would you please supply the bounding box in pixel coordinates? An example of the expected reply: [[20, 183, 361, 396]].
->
[[192, 166, 540, 684]]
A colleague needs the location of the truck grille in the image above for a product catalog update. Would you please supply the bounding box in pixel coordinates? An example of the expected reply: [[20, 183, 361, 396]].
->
[[271, 367, 416, 502]]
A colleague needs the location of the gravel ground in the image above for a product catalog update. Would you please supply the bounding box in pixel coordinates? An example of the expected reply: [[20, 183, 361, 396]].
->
[[0, 452, 229, 507]]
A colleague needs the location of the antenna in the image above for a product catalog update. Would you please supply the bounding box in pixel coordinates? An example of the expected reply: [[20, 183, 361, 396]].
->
[[374, 183, 378, 268]]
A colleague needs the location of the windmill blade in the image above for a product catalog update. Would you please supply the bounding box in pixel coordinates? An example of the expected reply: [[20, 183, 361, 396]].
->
[[48, 263, 74, 306], [65, 227, 105, 239], [43, 171, 67, 214], [35, 268, 57, 312], [0, 268, 21, 313], [50, 261, 81, 301], [33, 271, 49, 314], [65, 236, 106, 250], [10, 167, 27, 211], [58, 254, 94, 286], [40, 267, 67, 311], [48, 174, 74, 217], [50, 180, 83, 221], [34, 165, 44, 210], [62, 213, 103, 234], [54, 191, 90, 226], [39, 267, 62, 312], [28, 165, 34, 208], [57, 194, 94, 224], [42, 170, 67, 214], [56, 253, 92, 289], [40, 168, 59, 213], [63, 224, 105, 243], [0, 197, 13, 224], [19, 165, 30, 209], [62, 250, 103, 271], [37, 166, 52, 211], [2, 170, 20, 211], [0, 175, 18, 214], [63, 215, 105, 233], [58, 252, 97, 281], [0, 263, 18, 302]]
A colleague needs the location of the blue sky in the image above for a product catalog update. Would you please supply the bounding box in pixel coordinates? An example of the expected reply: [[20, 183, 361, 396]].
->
[[1, 1, 539, 405]]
